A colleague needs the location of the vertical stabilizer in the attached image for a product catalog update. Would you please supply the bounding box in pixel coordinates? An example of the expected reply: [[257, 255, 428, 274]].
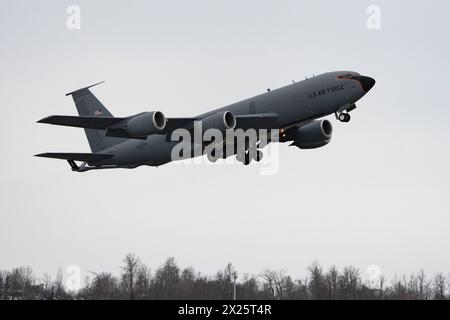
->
[[66, 82, 124, 152]]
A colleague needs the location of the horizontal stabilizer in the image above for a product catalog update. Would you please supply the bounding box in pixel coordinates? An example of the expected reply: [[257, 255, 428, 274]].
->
[[35, 152, 113, 162], [37, 115, 125, 130]]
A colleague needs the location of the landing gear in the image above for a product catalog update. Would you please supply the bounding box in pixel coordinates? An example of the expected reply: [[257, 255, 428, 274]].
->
[[337, 112, 351, 123]]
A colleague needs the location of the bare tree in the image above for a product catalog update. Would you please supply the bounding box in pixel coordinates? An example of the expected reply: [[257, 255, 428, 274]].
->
[[0, 271, 4, 300], [83, 272, 119, 300], [154, 257, 180, 299], [326, 265, 338, 299], [259, 270, 288, 299], [417, 269, 428, 300], [121, 253, 140, 300], [6, 267, 34, 300], [433, 273, 446, 300], [135, 265, 151, 299], [338, 266, 360, 300], [180, 266, 196, 299], [259, 270, 277, 299], [39, 273, 54, 300], [378, 274, 386, 299], [307, 262, 326, 299], [1, 259, 449, 300], [54, 268, 65, 299]]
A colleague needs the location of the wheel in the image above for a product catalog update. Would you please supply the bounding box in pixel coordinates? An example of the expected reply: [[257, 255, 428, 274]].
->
[[344, 113, 351, 122], [338, 113, 351, 123]]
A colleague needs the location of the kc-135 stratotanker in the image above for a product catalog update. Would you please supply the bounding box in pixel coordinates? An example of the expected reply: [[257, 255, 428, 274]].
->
[[36, 71, 375, 171]]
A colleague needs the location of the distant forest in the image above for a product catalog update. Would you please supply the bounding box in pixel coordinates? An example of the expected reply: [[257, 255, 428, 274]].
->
[[0, 254, 448, 300]]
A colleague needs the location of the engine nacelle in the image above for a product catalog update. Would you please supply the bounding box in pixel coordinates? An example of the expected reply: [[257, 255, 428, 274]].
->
[[125, 111, 166, 136], [201, 111, 236, 133], [292, 119, 333, 149]]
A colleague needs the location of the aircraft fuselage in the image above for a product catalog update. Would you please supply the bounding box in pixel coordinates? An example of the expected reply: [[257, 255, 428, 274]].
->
[[101, 71, 375, 167]]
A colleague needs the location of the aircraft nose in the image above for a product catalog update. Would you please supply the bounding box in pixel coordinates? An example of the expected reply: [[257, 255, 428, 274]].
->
[[360, 76, 376, 92]]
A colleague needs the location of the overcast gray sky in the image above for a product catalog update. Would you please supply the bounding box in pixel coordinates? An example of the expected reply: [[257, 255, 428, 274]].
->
[[1, 0, 449, 283]]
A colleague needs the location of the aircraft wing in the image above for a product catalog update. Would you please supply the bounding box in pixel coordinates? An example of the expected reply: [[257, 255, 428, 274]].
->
[[37, 115, 125, 129], [235, 113, 278, 130], [161, 117, 200, 133], [161, 113, 279, 132], [37, 113, 279, 139]]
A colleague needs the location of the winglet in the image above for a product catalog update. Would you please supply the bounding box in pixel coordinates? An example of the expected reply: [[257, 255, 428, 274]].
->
[[65, 81, 105, 96]]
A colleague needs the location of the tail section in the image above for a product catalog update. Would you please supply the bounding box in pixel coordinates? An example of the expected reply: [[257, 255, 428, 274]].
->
[[66, 82, 124, 152]]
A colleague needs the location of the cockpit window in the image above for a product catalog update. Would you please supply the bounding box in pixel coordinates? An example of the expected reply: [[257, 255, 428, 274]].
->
[[338, 73, 361, 80]]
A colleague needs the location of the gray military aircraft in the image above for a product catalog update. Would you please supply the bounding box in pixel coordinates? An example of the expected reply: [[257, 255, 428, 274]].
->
[[36, 71, 375, 171]]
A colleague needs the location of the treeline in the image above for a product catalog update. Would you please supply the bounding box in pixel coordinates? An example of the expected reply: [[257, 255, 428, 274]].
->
[[0, 254, 448, 300]]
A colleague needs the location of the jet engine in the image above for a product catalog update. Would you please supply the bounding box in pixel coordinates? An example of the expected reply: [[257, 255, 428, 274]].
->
[[201, 111, 236, 133], [125, 111, 166, 136], [291, 119, 333, 149]]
